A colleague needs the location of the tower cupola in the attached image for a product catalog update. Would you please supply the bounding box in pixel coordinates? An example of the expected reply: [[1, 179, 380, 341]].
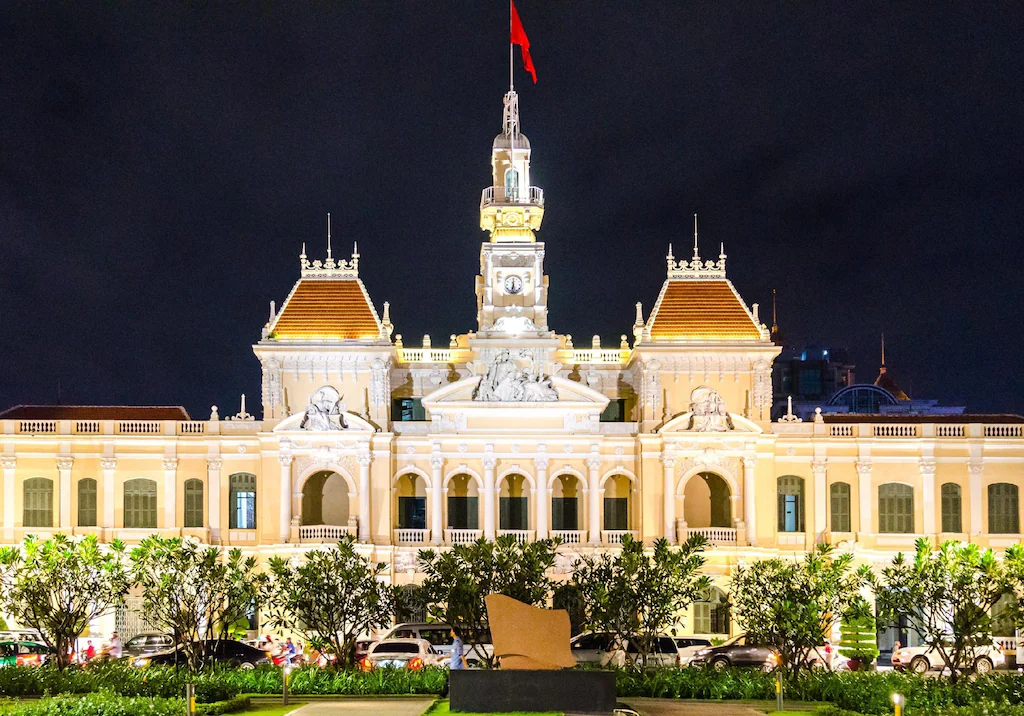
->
[[479, 90, 544, 241]]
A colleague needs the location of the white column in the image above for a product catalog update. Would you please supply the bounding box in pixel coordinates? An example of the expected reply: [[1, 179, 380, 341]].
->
[[812, 460, 827, 541], [278, 454, 293, 544], [482, 450, 497, 540], [357, 445, 372, 543], [587, 454, 602, 545], [57, 456, 74, 529], [2, 455, 16, 540], [856, 461, 873, 535], [744, 457, 759, 546], [162, 458, 178, 531], [535, 455, 550, 539], [429, 456, 444, 544], [662, 455, 677, 543], [920, 459, 936, 535], [968, 461, 984, 535], [207, 457, 223, 543], [100, 457, 116, 532]]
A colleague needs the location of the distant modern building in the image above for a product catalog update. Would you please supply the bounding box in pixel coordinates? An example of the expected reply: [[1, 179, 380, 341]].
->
[[773, 340, 964, 421]]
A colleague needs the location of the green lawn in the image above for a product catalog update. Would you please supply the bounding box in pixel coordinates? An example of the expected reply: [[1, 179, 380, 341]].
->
[[242, 707, 301, 716], [425, 701, 560, 716]]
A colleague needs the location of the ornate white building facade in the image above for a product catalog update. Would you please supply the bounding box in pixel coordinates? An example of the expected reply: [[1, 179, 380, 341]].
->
[[2, 91, 1023, 642]]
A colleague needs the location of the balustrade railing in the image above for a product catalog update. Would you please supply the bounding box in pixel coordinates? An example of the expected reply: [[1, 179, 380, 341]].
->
[[118, 421, 162, 435], [446, 529, 482, 545], [550, 530, 587, 545], [19, 420, 57, 434], [497, 529, 534, 544], [75, 421, 100, 434], [397, 347, 455, 364], [394, 528, 430, 544], [986, 425, 1024, 438], [873, 424, 918, 438], [570, 348, 627, 364], [829, 425, 855, 437], [179, 421, 207, 435], [480, 185, 544, 208], [601, 530, 638, 545], [936, 424, 966, 437], [685, 527, 737, 545], [299, 525, 352, 541]]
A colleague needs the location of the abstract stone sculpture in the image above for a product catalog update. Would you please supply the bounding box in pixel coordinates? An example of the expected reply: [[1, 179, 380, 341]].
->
[[484, 594, 576, 670]]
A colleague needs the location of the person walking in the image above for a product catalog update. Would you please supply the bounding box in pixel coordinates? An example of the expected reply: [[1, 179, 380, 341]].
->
[[108, 633, 122, 660], [449, 629, 467, 670]]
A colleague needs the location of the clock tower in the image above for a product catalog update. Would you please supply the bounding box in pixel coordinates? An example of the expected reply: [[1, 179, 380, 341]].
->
[[475, 90, 551, 338]]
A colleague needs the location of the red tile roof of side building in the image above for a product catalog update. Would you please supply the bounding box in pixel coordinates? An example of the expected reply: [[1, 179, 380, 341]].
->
[[0, 405, 191, 421]]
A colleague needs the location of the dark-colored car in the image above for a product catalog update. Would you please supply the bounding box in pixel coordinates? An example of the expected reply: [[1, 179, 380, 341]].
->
[[123, 633, 174, 659], [135, 640, 270, 669], [688, 633, 776, 670]]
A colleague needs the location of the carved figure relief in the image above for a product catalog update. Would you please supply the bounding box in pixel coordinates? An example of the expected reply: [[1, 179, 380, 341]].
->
[[474, 350, 558, 402], [300, 385, 348, 431], [686, 386, 734, 432]]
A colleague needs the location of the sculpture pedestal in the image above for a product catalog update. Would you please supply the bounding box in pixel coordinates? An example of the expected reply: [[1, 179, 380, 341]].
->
[[449, 669, 616, 714]]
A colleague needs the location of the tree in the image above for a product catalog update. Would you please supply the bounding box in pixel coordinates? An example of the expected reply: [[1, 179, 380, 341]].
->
[[571, 534, 710, 667], [266, 536, 394, 669], [729, 543, 872, 676], [418, 535, 560, 667], [131, 536, 268, 671], [876, 539, 1007, 683], [0, 534, 130, 669], [838, 597, 879, 670]]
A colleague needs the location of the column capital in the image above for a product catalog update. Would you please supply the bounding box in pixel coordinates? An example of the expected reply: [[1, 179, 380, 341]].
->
[[919, 459, 937, 476], [660, 453, 676, 468], [279, 453, 294, 467], [207, 457, 224, 471], [482, 456, 497, 470], [429, 455, 444, 470], [742, 456, 758, 470], [357, 453, 372, 467], [968, 460, 984, 476], [855, 460, 873, 476], [811, 460, 828, 475], [100, 457, 117, 471], [0, 455, 16, 470], [586, 456, 602, 471], [534, 457, 550, 470], [162, 457, 179, 471], [56, 456, 74, 471]]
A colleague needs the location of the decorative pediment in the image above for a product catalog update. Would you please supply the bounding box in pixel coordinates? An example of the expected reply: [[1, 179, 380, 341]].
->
[[422, 374, 609, 409], [273, 385, 376, 433], [659, 411, 763, 434]]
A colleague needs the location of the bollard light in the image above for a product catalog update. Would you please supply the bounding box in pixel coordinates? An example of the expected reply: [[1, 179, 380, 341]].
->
[[892, 692, 904, 716], [283, 664, 294, 706]]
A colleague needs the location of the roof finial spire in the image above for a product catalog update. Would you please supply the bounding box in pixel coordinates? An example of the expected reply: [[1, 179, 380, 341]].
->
[[880, 332, 886, 372], [771, 288, 778, 337], [326, 212, 332, 260], [692, 213, 700, 260]]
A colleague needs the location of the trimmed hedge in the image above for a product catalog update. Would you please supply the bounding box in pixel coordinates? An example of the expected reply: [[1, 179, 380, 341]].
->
[[819, 704, 1024, 716], [0, 693, 250, 716], [0, 663, 237, 703]]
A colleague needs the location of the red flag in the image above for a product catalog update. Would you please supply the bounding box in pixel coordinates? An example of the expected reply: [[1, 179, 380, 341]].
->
[[510, 1, 537, 83]]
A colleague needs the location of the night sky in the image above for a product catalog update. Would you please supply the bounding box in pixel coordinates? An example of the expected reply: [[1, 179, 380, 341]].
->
[[2, 3, 1022, 418]]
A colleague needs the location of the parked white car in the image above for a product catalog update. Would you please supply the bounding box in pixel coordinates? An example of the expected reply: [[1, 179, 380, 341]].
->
[[360, 639, 446, 670], [892, 641, 1004, 674], [569, 632, 679, 668], [674, 637, 713, 667], [380, 623, 493, 666]]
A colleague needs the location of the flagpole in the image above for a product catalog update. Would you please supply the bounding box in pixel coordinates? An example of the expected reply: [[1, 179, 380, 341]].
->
[[509, 0, 516, 202]]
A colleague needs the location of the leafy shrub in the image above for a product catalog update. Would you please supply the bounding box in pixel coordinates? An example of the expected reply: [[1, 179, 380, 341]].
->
[[0, 692, 184, 715], [196, 696, 250, 716], [818, 704, 1024, 716]]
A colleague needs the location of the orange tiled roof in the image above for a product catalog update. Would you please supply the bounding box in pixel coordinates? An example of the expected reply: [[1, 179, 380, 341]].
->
[[270, 278, 381, 341], [647, 279, 762, 341]]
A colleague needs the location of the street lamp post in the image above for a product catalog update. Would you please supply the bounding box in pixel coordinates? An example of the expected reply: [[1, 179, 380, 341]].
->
[[283, 665, 293, 705], [892, 693, 904, 716]]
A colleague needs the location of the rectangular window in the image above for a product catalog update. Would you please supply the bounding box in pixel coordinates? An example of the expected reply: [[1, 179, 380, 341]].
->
[[184, 482, 204, 528], [447, 496, 478, 530], [499, 496, 528, 531], [232, 491, 256, 530], [781, 495, 800, 532], [941, 485, 962, 533], [551, 497, 578, 531], [398, 496, 426, 529], [603, 498, 629, 531], [798, 368, 823, 397], [830, 483, 851, 533], [693, 603, 711, 634], [392, 398, 426, 422], [599, 399, 627, 423], [78, 480, 97, 528]]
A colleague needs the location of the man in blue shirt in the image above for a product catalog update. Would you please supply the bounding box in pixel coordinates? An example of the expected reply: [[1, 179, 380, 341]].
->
[[449, 629, 467, 670]]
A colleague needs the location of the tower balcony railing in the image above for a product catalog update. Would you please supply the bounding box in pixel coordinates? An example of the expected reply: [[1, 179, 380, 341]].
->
[[480, 185, 544, 209]]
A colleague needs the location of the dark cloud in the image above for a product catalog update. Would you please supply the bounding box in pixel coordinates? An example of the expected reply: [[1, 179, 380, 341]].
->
[[1, 3, 1021, 415]]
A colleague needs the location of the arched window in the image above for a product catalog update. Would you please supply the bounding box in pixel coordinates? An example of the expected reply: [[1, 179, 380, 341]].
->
[[124, 478, 157, 529], [830, 482, 851, 533], [777, 476, 805, 532], [229, 473, 257, 530], [693, 587, 730, 635], [23, 477, 53, 528], [988, 483, 1020, 534], [878, 483, 914, 534], [184, 479, 204, 528], [78, 478, 97, 527], [504, 167, 519, 199], [941, 483, 962, 533]]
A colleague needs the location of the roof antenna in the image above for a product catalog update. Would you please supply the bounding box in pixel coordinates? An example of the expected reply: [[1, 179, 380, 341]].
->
[[326, 213, 332, 260], [692, 213, 700, 260], [880, 332, 886, 373]]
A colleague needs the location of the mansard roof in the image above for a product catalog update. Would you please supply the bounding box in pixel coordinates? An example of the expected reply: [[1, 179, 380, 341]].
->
[[0, 405, 191, 420], [647, 279, 763, 342]]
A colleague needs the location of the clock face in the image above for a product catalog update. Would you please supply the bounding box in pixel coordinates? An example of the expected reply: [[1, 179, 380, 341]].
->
[[504, 275, 524, 294]]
